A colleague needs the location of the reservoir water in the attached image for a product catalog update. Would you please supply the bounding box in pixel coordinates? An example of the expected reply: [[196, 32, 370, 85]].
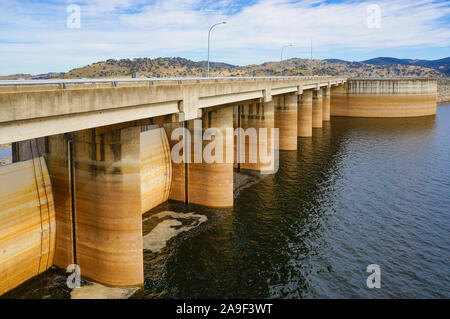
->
[[4, 104, 450, 299]]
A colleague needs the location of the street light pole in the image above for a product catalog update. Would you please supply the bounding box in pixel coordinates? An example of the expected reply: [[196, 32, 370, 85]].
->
[[280, 44, 293, 76], [207, 21, 226, 77], [310, 37, 313, 76]]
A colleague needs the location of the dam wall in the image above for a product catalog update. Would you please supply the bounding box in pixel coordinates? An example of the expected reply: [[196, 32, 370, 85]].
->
[[331, 79, 437, 118], [3, 76, 439, 296]]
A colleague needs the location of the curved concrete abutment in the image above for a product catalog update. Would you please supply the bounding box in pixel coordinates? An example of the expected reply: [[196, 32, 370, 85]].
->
[[0, 151, 56, 296], [140, 125, 172, 214], [330, 79, 437, 118]]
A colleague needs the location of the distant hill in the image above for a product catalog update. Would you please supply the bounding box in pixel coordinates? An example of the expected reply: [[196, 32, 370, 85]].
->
[[0, 74, 33, 80], [362, 57, 450, 76], [323, 58, 352, 64], [1, 56, 449, 80], [362, 57, 413, 66]]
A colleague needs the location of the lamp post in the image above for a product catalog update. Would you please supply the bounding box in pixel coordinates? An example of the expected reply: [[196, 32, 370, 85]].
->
[[310, 37, 313, 76], [280, 44, 293, 76], [207, 21, 226, 77]]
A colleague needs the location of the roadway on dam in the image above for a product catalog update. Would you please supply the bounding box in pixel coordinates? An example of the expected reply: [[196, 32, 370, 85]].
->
[[3, 104, 450, 299]]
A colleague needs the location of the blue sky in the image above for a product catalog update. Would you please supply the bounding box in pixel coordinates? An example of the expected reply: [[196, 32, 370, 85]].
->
[[0, 0, 449, 75]]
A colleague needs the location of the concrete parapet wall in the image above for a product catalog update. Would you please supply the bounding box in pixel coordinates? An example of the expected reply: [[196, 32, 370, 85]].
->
[[331, 79, 437, 118]]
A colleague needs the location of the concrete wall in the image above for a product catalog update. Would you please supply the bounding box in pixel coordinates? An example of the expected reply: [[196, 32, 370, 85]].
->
[[331, 79, 437, 117]]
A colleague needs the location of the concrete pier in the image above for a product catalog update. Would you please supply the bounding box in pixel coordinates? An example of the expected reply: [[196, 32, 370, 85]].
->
[[298, 90, 313, 137], [188, 106, 234, 208], [234, 100, 275, 172], [275, 94, 298, 150], [312, 89, 323, 128], [322, 86, 331, 121], [69, 127, 144, 287]]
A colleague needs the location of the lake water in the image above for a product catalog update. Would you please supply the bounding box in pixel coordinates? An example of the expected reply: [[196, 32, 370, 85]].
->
[[4, 104, 450, 299], [0, 144, 11, 159]]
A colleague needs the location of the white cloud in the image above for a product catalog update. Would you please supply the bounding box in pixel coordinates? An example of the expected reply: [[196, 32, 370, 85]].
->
[[0, 0, 449, 74]]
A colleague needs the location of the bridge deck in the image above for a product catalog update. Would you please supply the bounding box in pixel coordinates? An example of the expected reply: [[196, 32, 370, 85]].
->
[[0, 76, 346, 144]]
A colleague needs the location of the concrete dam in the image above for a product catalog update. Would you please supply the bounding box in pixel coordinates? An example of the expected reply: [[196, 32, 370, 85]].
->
[[0, 77, 437, 295]]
